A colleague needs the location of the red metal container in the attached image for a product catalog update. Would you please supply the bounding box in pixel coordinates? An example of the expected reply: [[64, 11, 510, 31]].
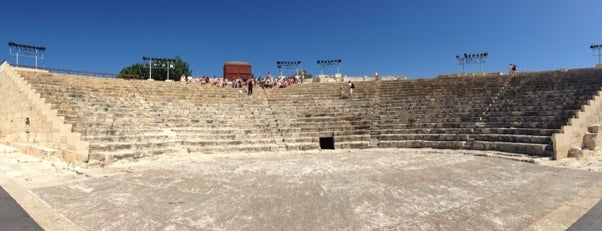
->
[[223, 61, 252, 81]]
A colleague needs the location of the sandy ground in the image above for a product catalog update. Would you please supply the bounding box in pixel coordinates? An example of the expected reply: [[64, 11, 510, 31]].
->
[[1, 146, 602, 230]]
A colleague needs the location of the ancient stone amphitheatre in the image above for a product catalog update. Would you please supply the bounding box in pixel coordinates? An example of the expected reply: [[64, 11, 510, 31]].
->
[[2, 61, 602, 230]]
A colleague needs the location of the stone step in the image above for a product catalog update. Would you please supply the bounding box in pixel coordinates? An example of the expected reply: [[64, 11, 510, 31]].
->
[[475, 128, 559, 136], [89, 147, 182, 165], [379, 123, 477, 129], [283, 142, 320, 151], [470, 141, 553, 156], [89, 140, 175, 152], [379, 117, 480, 124], [335, 141, 371, 149], [84, 134, 171, 142], [471, 134, 551, 144], [485, 110, 575, 117], [80, 128, 164, 136], [181, 138, 279, 147], [187, 144, 284, 154], [483, 121, 564, 129], [375, 128, 475, 135], [485, 115, 569, 123], [378, 134, 470, 142], [378, 107, 485, 114], [377, 140, 466, 149]]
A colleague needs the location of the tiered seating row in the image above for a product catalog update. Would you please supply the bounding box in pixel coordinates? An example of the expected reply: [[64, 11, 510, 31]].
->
[[472, 69, 602, 155], [19, 71, 289, 163], [374, 69, 602, 156], [374, 75, 506, 150]]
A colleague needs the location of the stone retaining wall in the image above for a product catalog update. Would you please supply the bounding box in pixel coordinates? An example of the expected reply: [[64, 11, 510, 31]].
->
[[0, 62, 88, 162]]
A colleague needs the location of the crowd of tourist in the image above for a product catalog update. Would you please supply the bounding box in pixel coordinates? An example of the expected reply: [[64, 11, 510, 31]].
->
[[175, 73, 363, 100], [179, 74, 304, 89]]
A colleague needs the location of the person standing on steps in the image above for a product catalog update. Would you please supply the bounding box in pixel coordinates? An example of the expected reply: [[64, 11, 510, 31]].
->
[[512, 64, 517, 75], [509, 63, 517, 76], [348, 81, 355, 99], [247, 79, 254, 96]]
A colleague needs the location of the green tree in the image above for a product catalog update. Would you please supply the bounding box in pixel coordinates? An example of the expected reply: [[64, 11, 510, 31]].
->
[[119, 56, 193, 81], [118, 63, 146, 79]]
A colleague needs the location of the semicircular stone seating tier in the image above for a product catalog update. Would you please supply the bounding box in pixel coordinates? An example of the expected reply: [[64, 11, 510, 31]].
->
[[15, 68, 602, 164]]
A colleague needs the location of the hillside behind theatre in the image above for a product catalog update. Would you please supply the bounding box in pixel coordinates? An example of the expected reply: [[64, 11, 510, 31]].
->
[[2, 62, 602, 165]]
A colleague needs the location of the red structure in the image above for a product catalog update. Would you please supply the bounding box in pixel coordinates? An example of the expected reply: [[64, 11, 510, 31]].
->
[[223, 61, 252, 81]]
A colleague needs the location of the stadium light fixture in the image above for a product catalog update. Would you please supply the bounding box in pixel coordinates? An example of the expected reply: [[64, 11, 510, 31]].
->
[[455, 52, 488, 75], [276, 60, 301, 77], [591, 44, 602, 67], [142, 56, 176, 81], [8, 41, 46, 68], [316, 59, 342, 75]]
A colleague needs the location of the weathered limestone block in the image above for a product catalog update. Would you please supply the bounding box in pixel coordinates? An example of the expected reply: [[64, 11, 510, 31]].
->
[[583, 125, 602, 153], [588, 125, 602, 134], [583, 133, 597, 151], [568, 147, 583, 159]]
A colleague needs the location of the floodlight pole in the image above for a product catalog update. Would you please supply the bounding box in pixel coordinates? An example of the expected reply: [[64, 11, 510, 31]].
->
[[148, 59, 152, 80], [456, 55, 465, 76], [317, 60, 324, 75], [592, 44, 602, 66], [316, 61, 323, 75], [34, 48, 43, 69], [161, 59, 175, 81]]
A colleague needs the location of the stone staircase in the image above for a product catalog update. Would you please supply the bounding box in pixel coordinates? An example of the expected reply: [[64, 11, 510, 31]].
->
[[472, 69, 602, 156]]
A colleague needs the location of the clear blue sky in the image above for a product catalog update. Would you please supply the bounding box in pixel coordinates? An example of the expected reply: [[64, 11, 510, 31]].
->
[[1, 0, 601, 79]]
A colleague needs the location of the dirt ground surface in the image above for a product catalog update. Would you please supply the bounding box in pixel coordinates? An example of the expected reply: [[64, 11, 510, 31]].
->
[[2, 145, 602, 231]]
